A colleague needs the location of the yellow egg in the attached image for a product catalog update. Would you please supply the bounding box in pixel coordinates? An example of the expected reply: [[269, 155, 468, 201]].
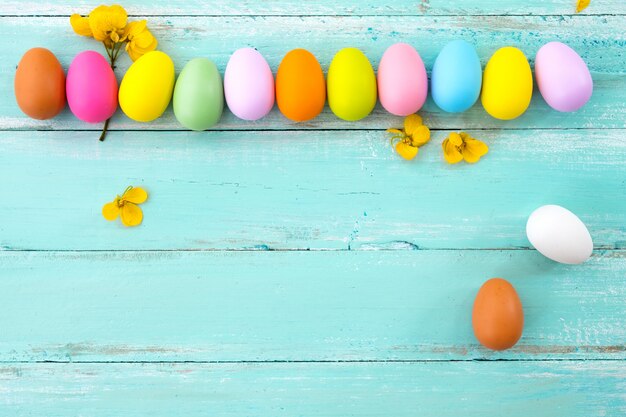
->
[[327, 47, 377, 121], [481, 47, 533, 120], [119, 51, 175, 122]]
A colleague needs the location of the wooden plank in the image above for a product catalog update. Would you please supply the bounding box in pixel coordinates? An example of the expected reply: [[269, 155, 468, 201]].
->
[[1, 0, 624, 16], [0, 250, 624, 362], [1, 16, 624, 130], [0, 362, 624, 416], [0, 130, 623, 251]]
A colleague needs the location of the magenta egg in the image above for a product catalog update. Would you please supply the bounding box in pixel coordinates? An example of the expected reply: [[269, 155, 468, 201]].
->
[[66, 51, 118, 123], [377, 43, 428, 116]]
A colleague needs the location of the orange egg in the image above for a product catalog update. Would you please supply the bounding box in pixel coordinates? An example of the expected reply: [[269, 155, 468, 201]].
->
[[276, 49, 325, 122], [14, 47, 66, 120], [472, 278, 524, 351]]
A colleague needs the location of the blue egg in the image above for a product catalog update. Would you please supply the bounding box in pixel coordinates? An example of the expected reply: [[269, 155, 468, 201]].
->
[[431, 40, 482, 113]]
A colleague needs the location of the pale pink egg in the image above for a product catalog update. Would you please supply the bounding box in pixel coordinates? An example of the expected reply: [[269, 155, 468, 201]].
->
[[377, 43, 428, 116]]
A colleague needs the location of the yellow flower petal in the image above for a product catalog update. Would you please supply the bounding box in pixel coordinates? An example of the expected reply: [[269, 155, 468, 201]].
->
[[465, 138, 489, 158], [442, 138, 463, 164], [122, 20, 147, 40], [404, 114, 423, 136], [102, 200, 120, 221], [410, 125, 431, 147], [460, 132, 472, 141], [448, 132, 463, 147], [120, 202, 143, 227], [122, 187, 148, 204], [576, 0, 590, 13], [462, 148, 481, 163], [126, 29, 158, 61], [386, 128, 403, 134], [395, 141, 419, 160], [88, 5, 128, 42], [70, 14, 93, 37]]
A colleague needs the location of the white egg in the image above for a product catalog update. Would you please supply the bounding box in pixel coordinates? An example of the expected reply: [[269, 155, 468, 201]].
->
[[526, 205, 593, 264]]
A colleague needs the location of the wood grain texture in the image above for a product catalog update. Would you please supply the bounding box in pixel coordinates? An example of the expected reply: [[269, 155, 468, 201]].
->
[[1, 15, 624, 130], [0, 250, 624, 362], [1, 0, 625, 414], [0, 130, 623, 251], [1, 362, 625, 417], [2, 0, 625, 16]]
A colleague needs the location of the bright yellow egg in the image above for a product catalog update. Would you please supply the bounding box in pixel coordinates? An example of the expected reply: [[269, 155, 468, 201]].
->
[[119, 51, 175, 122], [327, 47, 377, 121], [481, 47, 533, 120]]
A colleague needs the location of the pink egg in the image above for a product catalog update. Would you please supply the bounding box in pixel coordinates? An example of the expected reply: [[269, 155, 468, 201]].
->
[[535, 42, 593, 112], [66, 51, 118, 123], [224, 48, 275, 121], [377, 43, 428, 116]]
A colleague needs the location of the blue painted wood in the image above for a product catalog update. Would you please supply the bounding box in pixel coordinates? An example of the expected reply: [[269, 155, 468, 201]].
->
[[1, 362, 624, 417], [0, 250, 624, 362], [0, 130, 623, 250], [2, 0, 625, 16]]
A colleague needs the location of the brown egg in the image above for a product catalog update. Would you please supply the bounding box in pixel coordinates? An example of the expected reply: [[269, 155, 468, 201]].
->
[[14, 47, 66, 120], [472, 278, 524, 351]]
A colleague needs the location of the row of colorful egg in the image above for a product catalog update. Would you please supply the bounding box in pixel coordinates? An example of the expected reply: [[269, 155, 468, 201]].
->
[[15, 41, 593, 129]]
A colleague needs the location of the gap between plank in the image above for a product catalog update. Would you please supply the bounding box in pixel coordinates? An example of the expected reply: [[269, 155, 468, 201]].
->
[[2, 127, 626, 133], [1, 358, 625, 364], [0, 247, 623, 252], [1, 14, 625, 18]]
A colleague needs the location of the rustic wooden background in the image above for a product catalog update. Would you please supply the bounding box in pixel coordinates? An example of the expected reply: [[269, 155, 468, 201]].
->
[[0, 1, 625, 415]]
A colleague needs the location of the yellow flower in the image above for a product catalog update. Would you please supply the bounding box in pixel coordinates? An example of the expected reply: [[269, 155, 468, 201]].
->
[[102, 186, 148, 227], [70, 14, 93, 37], [123, 20, 158, 61], [442, 132, 489, 164], [576, 0, 590, 13], [70, 5, 127, 42], [387, 114, 431, 160]]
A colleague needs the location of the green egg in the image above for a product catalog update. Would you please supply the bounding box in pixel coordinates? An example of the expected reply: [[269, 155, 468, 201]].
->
[[173, 58, 224, 131]]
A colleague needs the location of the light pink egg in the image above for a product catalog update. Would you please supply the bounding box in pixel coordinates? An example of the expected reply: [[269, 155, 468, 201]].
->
[[66, 51, 118, 123], [377, 43, 428, 116], [224, 48, 275, 121]]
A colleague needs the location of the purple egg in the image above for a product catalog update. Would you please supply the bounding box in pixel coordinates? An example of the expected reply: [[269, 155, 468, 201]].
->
[[66, 51, 118, 123], [535, 42, 592, 112]]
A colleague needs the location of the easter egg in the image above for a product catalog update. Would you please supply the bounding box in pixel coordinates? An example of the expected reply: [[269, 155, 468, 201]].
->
[[14, 47, 65, 120], [535, 42, 593, 112], [119, 51, 175, 122], [481, 47, 533, 120], [66, 51, 118, 123], [224, 48, 274, 121], [173, 58, 224, 131], [472, 278, 524, 351], [327, 47, 377, 121], [526, 205, 593, 264], [431, 40, 482, 113], [377, 43, 427, 116], [276, 49, 325, 122]]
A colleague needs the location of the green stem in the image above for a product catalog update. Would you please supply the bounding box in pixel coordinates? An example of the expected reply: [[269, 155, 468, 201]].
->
[[98, 117, 110, 142], [99, 43, 121, 142]]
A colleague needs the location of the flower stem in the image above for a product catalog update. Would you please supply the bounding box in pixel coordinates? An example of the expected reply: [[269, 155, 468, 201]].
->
[[99, 117, 110, 142], [99, 42, 121, 142]]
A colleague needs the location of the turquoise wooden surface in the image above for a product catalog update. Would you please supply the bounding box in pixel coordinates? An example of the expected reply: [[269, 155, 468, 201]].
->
[[1, 362, 624, 416], [1, 1, 625, 416], [1, 250, 625, 362]]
